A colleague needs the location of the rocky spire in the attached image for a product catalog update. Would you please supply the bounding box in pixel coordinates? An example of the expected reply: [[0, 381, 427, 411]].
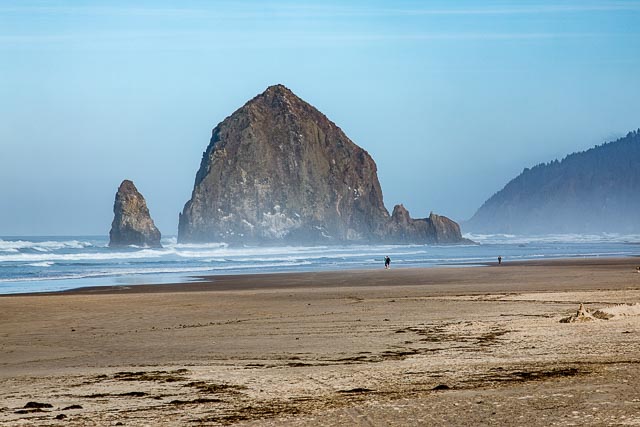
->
[[109, 180, 162, 248]]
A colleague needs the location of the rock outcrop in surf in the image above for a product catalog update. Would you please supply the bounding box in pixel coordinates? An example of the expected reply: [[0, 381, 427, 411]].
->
[[384, 205, 466, 244], [179, 84, 466, 245], [109, 180, 162, 248]]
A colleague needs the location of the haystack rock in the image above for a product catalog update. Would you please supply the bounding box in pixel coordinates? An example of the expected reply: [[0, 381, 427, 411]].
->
[[178, 84, 466, 245], [109, 180, 162, 248]]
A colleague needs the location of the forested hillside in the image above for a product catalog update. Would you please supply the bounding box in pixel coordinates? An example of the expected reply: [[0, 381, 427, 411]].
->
[[466, 130, 640, 234]]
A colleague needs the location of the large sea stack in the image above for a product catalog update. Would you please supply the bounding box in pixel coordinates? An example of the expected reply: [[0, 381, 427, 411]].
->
[[109, 180, 162, 248], [179, 84, 465, 245]]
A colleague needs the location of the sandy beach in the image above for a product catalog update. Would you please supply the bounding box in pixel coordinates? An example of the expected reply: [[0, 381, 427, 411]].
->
[[2, 257, 640, 426]]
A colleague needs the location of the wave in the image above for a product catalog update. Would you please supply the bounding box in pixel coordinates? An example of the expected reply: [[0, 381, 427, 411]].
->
[[463, 233, 640, 245], [0, 247, 332, 264], [0, 266, 216, 283], [26, 261, 54, 267], [0, 260, 315, 283], [0, 238, 95, 253], [0, 248, 168, 263]]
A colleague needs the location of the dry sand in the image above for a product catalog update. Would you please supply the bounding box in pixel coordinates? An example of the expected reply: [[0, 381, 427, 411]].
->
[[1, 258, 640, 426]]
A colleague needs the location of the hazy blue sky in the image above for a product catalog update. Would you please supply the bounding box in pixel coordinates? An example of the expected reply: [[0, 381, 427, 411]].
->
[[1, 0, 639, 236]]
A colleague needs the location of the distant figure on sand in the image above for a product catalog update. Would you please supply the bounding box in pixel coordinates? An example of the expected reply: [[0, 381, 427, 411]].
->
[[498, 256, 502, 265], [384, 256, 391, 269], [637, 266, 640, 273]]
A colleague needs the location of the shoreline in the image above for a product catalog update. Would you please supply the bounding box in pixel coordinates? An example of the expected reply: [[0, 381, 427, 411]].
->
[[2, 255, 640, 425], [4, 256, 639, 297]]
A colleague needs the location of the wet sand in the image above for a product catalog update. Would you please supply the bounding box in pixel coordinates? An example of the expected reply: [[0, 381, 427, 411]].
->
[[1, 258, 640, 426]]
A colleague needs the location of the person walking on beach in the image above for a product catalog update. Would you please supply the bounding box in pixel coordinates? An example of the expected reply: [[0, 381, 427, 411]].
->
[[498, 256, 502, 265], [384, 256, 391, 269]]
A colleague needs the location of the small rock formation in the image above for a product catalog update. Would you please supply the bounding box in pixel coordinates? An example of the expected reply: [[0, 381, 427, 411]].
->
[[428, 212, 467, 244], [179, 84, 467, 245], [109, 180, 162, 248], [384, 205, 468, 244]]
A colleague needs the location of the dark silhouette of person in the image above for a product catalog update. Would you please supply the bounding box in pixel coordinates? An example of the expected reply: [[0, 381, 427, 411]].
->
[[498, 256, 502, 265], [384, 256, 391, 269]]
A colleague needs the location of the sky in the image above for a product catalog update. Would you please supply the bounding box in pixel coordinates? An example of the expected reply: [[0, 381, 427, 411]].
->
[[1, 0, 639, 236]]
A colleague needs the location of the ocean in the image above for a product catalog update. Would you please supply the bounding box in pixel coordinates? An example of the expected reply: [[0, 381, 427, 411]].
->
[[1, 234, 638, 294]]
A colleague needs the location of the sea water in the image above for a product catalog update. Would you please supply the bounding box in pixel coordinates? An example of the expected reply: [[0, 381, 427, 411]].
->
[[0, 234, 638, 294]]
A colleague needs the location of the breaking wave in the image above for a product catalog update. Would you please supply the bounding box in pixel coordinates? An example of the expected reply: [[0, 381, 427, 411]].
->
[[463, 233, 640, 245], [0, 238, 94, 253]]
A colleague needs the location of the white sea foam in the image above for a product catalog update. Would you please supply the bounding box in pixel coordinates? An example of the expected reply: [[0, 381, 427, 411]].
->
[[0, 261, 314, 283], [0, 238, 94, 252], [198, 260, 314, 271], [162, 236, 179, 245], [464, 233, 640, 245], [0, 266, 217, 283], [166, 240, 228, 250], [26, 261, 54, 267], [0, 248, 168, 263]]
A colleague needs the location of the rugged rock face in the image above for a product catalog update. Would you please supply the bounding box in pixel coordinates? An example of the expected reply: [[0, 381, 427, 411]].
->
[[384, 205, 468, 244], [109, 180, 162, 248], [427, 212, 467, 244], [179, 84, 466, 245]]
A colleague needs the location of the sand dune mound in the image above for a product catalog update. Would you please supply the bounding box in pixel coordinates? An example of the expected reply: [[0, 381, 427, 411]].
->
[[561, 303, 640, 323], [593, 303, 640, 319]]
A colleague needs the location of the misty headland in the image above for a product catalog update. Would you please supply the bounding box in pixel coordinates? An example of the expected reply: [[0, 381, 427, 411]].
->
[[466, 130, 640, 235]]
